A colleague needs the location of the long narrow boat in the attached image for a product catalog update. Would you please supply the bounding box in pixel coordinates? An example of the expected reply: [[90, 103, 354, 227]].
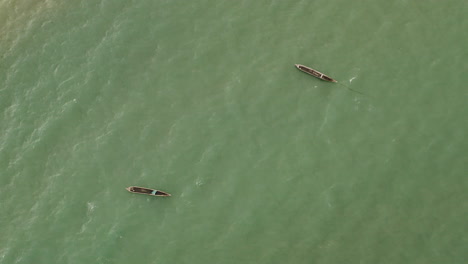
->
[[126, 186, 171, 197], [295, 64, 337, 82]]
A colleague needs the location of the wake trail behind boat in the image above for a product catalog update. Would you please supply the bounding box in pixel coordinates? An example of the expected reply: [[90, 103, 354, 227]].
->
[[336, 82, 368, 96]]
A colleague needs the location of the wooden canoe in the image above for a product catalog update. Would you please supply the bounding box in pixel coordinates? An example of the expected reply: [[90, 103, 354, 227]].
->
[[295, 64, 337, 82], [126, 186, 171, 197]]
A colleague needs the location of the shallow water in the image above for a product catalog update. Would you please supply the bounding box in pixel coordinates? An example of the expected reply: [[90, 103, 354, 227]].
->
[[1, 0, 466, 263]]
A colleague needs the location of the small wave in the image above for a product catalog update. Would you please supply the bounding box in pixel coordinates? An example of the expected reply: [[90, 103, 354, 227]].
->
[[79, 202, 97, 234], [86, 202, 96, 214], [0, 247, 9, 262], [195, 178, 204, 186]]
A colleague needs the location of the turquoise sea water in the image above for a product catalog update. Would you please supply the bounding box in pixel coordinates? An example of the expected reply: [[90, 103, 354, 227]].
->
[[1, 0, 467, 263]]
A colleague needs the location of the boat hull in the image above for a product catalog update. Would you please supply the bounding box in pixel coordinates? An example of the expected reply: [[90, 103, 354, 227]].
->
[[295, 64, 337, 82], [126, 186, 171, 197]]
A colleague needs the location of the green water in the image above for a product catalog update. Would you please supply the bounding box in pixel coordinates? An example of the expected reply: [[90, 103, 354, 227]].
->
[[1, 0, 466, 263]]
